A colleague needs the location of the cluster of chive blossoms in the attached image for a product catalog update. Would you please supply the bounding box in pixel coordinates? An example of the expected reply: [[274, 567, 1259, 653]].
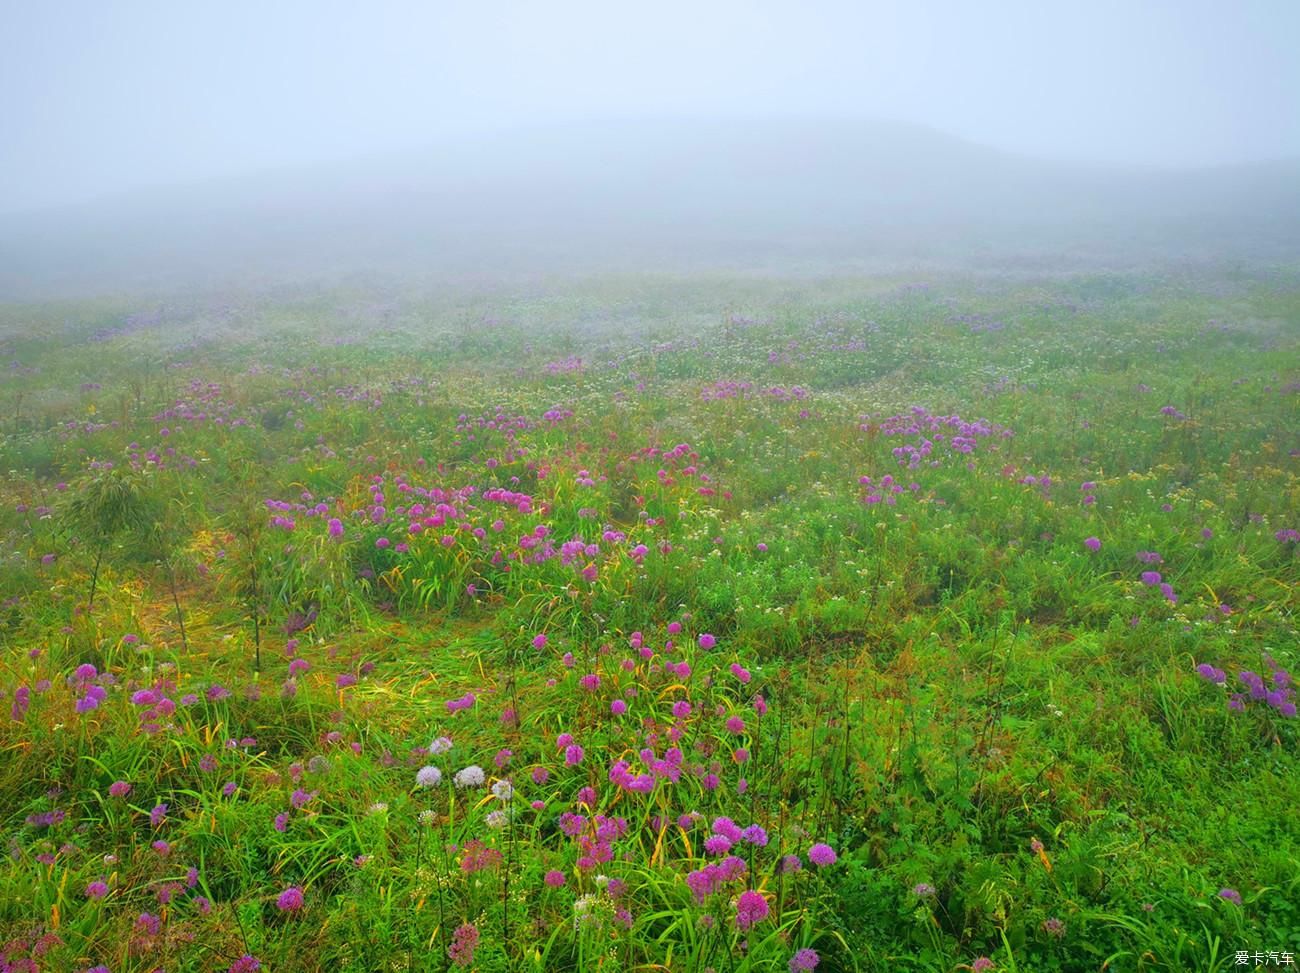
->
[[865, 407, 1011, 470], [1198, 656, 1296, 718]]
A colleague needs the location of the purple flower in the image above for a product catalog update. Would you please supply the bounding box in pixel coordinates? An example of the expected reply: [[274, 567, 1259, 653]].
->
[[446, 692, 476, 713], [149, 803, 168, 827], [808, 843, 837, 867], [228, 956, 262, 973], [108, 780, 131, 798], [86, 880, 109, 899], [1083, 536, 1101, 551], [704, 834, 733, 856], [789, 948, 820, 972], [735, 889, 769, 929], [276, 886, 304, 911], [291, 788, 315, 809], [1140, 571, 1162, 586], [1218, 887, 1242, 906], [449, 922, 479, 967], [135, 911, 161, 936], [698, 633, 717, 650], [1195, 663, 1226, 685], [11, 685, 31, 720], [327, 518, 344, 539], [544, 869, 565, 888]]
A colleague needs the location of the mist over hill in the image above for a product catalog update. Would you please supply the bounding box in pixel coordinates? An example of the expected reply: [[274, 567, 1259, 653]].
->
[[3, 117, 1298, 299]]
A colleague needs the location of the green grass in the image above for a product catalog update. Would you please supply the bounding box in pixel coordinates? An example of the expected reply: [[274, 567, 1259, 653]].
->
[[0, 266, 1297, 972]]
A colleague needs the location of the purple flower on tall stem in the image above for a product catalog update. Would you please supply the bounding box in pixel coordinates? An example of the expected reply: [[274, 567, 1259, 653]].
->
[[449, 923, 479, 967], [808, 843, 837, 867], [735, 889, 769, 929]]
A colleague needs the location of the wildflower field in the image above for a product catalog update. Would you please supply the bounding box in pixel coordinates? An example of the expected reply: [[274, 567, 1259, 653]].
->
[[1, 268, 1298, 972]]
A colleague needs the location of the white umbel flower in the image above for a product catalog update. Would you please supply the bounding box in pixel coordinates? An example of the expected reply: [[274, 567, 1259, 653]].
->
[[454, 764, 486, 788]]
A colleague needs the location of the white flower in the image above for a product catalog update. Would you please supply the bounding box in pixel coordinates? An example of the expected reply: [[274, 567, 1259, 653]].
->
[[454, 765, 485, 788], [485, 809, 508, 828], [368, 802, 389, 814], [491, 780, 514, 801], [429, 736, 453, 755], [415, 765, 442, 788]]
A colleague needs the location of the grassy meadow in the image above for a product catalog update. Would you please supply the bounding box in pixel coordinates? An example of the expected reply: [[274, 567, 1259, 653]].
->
[[0, 268, 1298, 972]]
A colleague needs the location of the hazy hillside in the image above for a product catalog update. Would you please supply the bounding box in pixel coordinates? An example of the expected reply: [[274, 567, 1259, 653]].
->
[[3, 118, 1298, 297]]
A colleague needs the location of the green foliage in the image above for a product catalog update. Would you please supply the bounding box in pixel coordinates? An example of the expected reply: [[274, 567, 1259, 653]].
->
[[0, 269, 1297, 972]]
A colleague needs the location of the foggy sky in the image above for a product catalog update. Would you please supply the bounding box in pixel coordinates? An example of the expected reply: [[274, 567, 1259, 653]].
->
[[3, 0, 1299, 214]]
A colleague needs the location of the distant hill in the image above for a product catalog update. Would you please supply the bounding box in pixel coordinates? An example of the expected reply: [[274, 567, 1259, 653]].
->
[[2, 117, 1298, 297]]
